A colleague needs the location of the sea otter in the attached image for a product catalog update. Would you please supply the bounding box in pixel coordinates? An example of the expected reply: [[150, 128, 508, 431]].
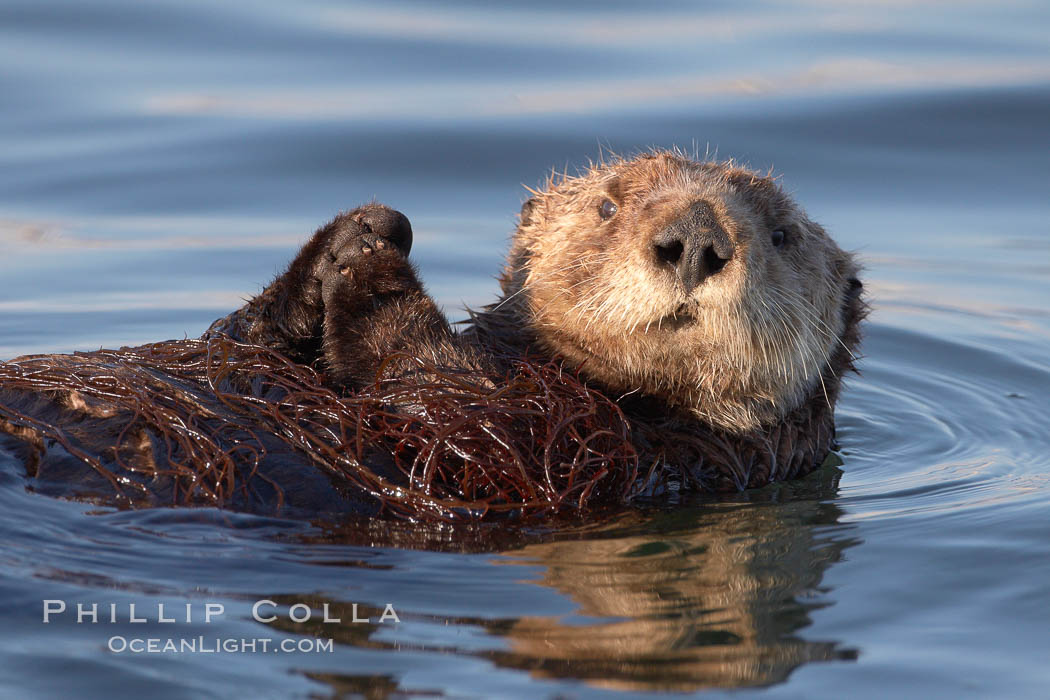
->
[[0, 152, 864, 518]]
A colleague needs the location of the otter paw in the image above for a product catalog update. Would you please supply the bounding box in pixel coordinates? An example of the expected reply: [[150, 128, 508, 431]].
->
[[318, 217, 419, 308], [332, 204, 413, 260], [328, 231, 404, 278], [321, 226, 408, 290], [353, 204, 413, 256], [312, 205, 413, 296], [319, 244, 417, 307]]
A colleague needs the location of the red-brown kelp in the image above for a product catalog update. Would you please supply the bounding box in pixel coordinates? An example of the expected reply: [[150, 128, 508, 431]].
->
[[0, 336, 640, 520]]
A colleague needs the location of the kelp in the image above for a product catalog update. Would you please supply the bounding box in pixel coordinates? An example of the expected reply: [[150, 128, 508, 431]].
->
[[0, 336, 640, 520]]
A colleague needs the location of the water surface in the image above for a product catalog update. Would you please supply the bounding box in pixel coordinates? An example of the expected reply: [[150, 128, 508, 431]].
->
[[1, 1, 1048, 697]]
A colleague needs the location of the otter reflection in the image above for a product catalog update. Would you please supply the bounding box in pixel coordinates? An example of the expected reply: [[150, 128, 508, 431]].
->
[[290, 470, 858, 694], [487, 496, 858, 690]]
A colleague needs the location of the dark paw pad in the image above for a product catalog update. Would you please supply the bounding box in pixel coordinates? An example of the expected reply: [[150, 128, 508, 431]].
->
[[327, 232, 402, 280], [316, 206, 416, 305], [349, 204, 413, 256], [313, 205, 412, 281]]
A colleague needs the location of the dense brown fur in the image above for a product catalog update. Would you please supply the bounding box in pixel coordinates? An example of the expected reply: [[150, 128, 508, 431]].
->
[[465, 151, 866, 492], [478, 152, 861, 433], [0, 152, 865, 517]]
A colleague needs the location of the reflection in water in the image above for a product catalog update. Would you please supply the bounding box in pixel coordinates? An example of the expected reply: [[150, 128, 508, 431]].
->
[[492, 495, 858, 689], [290, 468, 858, 694]]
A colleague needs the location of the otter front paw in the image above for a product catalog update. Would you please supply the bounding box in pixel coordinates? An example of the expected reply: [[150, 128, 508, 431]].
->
[[327, 204, 412, 261], [317, 206, 418, 306], [327, 227, 403, 275]]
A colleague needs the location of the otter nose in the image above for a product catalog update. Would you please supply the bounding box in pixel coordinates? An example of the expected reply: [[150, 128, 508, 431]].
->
[[651, 201, 734, 294], [352, 204, 413, 255]]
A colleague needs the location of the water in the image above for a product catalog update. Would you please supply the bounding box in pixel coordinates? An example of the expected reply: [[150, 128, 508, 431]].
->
[[1, 1, 1048, 697]]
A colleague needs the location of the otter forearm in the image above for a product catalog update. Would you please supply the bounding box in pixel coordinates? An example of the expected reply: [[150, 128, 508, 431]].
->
[[203, 204, 416, 369], [315, 214, 451, 388], [203, 265, 324, 365], [322, 278, 451, 388]]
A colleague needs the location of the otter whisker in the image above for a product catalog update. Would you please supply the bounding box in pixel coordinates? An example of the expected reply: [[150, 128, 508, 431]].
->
[[489, 282, 533, 312], [765, 292, 838, 417]]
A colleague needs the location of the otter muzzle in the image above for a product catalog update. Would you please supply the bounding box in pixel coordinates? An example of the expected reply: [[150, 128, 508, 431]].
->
[[651, 200, 734, 295]]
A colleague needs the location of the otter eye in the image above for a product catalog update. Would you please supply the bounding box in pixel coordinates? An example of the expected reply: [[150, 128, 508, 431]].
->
[[598, 199, 618, 220], [771, 229, 786, 248]]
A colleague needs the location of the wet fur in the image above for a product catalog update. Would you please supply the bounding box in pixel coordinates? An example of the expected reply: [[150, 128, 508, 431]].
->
[[488, 152, 862, 432], [0, 152, 865, 510], [213, 151, 865, 492]]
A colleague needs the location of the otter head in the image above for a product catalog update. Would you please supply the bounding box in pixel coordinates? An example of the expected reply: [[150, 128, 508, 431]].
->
[[501, 151, 862, 433]]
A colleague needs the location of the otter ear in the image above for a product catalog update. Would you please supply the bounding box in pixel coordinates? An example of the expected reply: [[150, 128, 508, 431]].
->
[[519, 197, 538, 228]]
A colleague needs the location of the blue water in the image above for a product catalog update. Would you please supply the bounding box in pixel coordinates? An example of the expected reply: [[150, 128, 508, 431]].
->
[[1, 1, 1049, 697]]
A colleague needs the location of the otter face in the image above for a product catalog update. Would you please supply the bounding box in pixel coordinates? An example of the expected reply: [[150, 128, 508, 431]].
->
[[503, 152, 861, 433]]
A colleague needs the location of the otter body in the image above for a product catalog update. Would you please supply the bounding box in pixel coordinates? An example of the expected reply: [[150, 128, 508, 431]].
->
[[0, 152, 864, 518]]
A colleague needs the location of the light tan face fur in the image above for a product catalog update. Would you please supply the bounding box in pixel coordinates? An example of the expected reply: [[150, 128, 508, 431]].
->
[[503, 152, 858, 433]]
